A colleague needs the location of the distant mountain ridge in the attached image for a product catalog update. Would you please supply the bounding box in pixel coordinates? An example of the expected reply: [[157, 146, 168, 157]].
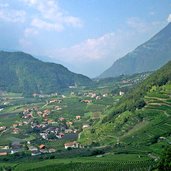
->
[[0, 51, 93, 95], [100, 23, 171, 78]]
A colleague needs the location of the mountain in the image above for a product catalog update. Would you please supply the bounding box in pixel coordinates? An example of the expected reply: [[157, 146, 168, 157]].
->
[[0, 51, 93, 95], [79, 61, 171, 154], [100, 23, 171, 78]]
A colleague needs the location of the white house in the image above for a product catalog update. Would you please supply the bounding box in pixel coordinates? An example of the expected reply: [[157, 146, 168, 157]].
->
[[64, 141, 79, 149]]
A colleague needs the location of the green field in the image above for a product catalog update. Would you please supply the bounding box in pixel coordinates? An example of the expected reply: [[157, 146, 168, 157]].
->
[[0, 154, 156, 171]]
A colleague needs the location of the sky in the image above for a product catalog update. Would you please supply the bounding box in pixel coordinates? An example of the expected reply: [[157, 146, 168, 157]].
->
[[0, 0, 171, 77]]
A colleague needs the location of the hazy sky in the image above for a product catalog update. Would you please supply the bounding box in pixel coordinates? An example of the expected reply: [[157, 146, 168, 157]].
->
[[0, 0, 171, 77]]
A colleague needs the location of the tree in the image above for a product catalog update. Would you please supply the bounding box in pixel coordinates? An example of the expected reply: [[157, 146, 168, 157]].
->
[[158, 146, 171, 171]]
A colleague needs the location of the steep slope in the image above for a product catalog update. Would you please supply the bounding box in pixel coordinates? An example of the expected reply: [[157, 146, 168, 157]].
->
[[0, 51, 93, 95], [80, 61, 171, 154], [100, 23, 171, 78]]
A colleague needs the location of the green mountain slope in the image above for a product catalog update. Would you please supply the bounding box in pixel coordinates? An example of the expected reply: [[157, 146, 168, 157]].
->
[[100, 23, 171, 78], [0, 51, 93, 95], [79, 61, 171, 154]]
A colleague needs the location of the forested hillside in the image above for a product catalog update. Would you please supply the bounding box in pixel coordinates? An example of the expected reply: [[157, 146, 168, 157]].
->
[[0, 51, 93, 95]]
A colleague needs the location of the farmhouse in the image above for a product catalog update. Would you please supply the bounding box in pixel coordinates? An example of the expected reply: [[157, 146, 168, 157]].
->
[[12, 128, 20, 134], [39, 144, 46, 149], [65, 129, 73, 134], [82, 124, 90, 129], [49, 99, 58, 104], [76, 115, 81, 120], [56, 132, 64, 139], [64, 141, 79, 149], [0, 152, 7, 156], [28, 146, 38, 152], [0, 146, 9, 150], [66, 121, 73, 126], [81, 100, 92, 104], [119, 91, 125, 96], [59, 117, 65, 121], [0, 126, 7, 131], [31, 150, 41, 156]]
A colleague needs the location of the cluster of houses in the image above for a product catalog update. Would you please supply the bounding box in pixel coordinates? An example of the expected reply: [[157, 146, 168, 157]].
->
[[32, 93, 58, 98], [28, 143, 56, 156], [39, 126, 65, 140], [82, 92, 109, 101], [0, 141, 57, 156], [0, 95, 89, 157]]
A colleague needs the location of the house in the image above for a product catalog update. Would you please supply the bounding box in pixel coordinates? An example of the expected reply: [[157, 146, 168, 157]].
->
[[0, 126, 7, 132], [45, 127, 58, 133], [102, 94, 108, 97], [0, 152, 7, 156], [82, 124, 90, 129], [62, 95, 66, 98], [119, 91, 125, 96], [91, 93, 96, 98], [81, 100, 92, 104], [18, 122, 23, 126], [0, 146, 9, 150], [66, 121, 73, 126], [39, 144, 46, 149], [28, 146, 38, 152], [56, 133, 64, 139], [12, 128, 20, 134], [43, 109, 50, 115], [40, 149, 48, 154], [49, 99, 58, 104], [73, 129, 78, 133], [59, 117, 65, 121], [76, 115, 81, 120], [48, 120, 54, 124], [96, 96, 101, 100], [65, 129, 73, 134], [12, 124, 18, 128], [37, 111, 43, 116], [64, 141, 79, 149], [55, 106, 62, 110], [31, 150, 41, 156], [40, 133, 48, 140]]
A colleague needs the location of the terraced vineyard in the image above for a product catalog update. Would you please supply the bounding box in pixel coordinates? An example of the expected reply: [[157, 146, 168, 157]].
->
[[119, 84, 171, 152], [80, 61, 171, 158]]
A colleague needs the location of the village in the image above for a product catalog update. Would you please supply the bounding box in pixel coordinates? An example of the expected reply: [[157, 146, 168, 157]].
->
[[0, 89, 120, 157]]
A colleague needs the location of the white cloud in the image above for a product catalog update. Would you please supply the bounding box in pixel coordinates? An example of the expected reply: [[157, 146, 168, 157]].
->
[[0, 3, 26, 23], [16, 0, 83, 48], [31, 18, 64, 31], [49, 31, 135, 64], [167, 14, 171, 22], [23, 0, 83, 31], [0, 0, 82, 31]]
